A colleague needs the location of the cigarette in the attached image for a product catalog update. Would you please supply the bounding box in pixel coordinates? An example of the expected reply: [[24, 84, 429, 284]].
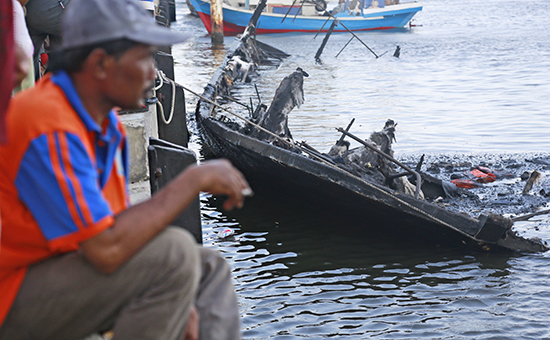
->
[[241, 188, 254, 197]]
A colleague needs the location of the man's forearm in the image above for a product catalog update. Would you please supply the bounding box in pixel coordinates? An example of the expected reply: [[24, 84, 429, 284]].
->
[[80, 160, 249, 274], [80, 165, 202, 273]]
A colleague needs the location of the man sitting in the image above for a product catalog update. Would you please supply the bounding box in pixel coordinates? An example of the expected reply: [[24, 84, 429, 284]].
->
[[0, 0, 250, 338]]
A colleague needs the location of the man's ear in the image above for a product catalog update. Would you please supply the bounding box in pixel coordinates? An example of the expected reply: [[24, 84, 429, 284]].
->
[[83, 48, 115, 80]]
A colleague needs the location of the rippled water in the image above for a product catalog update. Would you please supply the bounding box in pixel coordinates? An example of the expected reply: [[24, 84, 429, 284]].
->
[[200, 195, 550, 339], [171, 0, 550, 338]]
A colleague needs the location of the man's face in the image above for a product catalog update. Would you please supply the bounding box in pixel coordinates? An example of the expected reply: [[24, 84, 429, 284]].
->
[[104, 44, 156, 110]]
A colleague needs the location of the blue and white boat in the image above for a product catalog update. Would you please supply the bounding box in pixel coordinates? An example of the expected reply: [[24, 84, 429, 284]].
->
[[188, 0, 422, 35]]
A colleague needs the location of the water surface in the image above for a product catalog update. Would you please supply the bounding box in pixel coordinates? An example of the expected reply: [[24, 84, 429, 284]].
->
[[171, 1, 550, 338]]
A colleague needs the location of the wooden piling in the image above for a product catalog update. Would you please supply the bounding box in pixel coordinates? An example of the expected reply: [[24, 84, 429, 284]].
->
[[210, 0, 224, 44]]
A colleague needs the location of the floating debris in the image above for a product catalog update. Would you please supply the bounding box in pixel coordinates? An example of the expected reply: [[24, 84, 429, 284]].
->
[[218, 228, 235, 239], [522, 170, 541, 195], [393, 45, 400, 58]]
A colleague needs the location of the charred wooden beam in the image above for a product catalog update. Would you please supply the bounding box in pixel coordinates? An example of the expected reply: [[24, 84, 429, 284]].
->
[[315, 19, 338, 62], [336, 127, 422, 199]]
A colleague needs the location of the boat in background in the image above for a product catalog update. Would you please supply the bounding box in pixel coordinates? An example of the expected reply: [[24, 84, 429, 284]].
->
[[186, 0, 198, 16], [188, 0, 422, 35]]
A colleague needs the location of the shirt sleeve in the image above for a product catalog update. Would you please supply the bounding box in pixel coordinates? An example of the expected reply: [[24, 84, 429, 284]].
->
[[15, 131, 114, 248]]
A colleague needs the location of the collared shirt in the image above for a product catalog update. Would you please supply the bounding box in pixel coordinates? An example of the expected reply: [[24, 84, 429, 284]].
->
[[0, 71, 129, 325]]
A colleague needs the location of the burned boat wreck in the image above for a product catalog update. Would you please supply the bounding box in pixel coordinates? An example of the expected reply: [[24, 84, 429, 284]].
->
[[194, 5, 548, 253]]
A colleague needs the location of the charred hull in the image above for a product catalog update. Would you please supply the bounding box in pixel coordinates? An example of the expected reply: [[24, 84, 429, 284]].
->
[[198, 111, 546, 253], [195, 19, 548, 253]]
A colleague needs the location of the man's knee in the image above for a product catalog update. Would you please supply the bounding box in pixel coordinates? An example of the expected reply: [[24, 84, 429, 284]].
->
[[197, 246, 236, 298], [195, 248, 241, 340], [199, 247, 232, 278], [155, 228, 199, 272], [135, 228, 201, 292]]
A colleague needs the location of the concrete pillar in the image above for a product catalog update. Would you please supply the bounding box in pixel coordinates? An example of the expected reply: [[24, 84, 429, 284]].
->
[[210, 0, 224, 44]]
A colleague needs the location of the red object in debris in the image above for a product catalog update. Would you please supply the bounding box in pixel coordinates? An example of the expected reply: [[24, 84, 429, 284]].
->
[[469, 168, 496, 183], [452, 166, 499, 189], [451, 179, 482, 189]]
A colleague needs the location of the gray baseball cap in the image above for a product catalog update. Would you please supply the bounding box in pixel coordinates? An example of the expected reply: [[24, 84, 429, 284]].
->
[[61, 0, 191, 50]]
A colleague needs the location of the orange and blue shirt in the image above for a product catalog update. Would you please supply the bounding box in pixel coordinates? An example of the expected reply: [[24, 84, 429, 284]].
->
[[0, 71, 130, 325]]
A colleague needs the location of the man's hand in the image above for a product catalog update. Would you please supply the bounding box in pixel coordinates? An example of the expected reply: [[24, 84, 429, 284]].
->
[[189, 159, 251, 211]]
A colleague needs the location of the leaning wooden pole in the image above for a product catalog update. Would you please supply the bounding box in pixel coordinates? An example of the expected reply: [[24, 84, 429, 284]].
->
[[331, 16, 379, 58], [248, 0, 267, 28], [314, 19, 337, 62], [210, 0, 224, 44]]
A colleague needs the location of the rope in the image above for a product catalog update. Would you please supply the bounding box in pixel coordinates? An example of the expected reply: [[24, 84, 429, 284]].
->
[[154, 69, 176, 125], [181, 84, 336, 166], [153, 69, 163, 91]]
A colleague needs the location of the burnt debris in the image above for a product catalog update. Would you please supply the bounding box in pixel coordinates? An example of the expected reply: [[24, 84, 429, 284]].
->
[[251, 67, 309, 142], [194, 17, 548, 252]]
